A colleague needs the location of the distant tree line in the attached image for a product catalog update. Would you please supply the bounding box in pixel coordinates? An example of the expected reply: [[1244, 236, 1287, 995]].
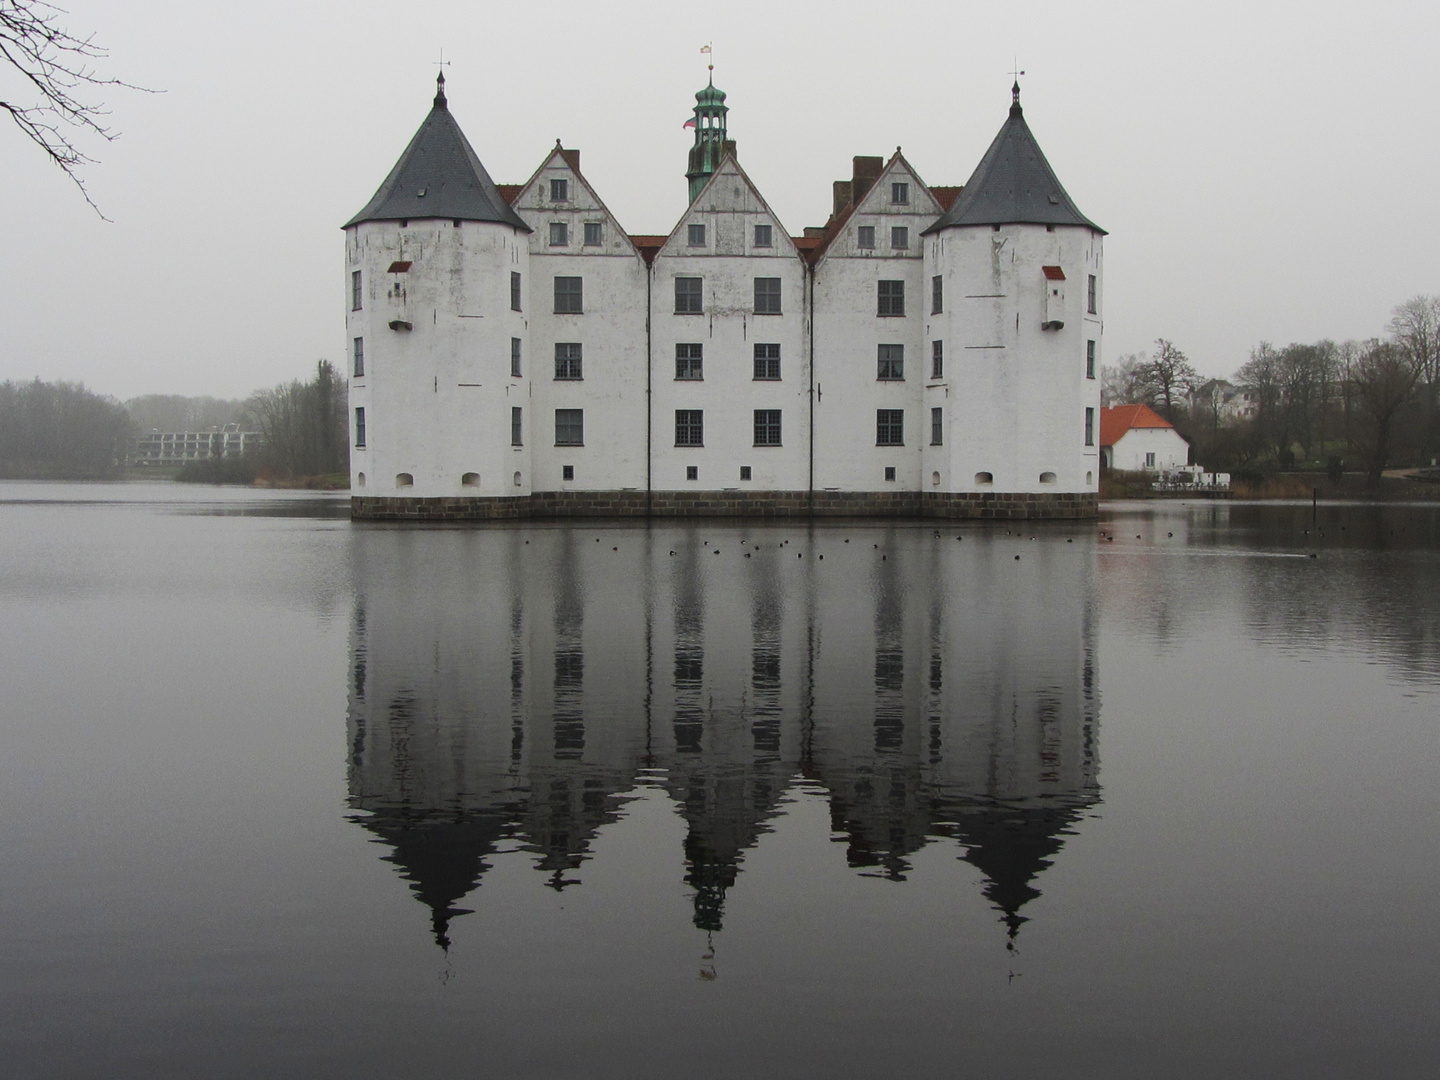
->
[[2, 362, 347, 483], [1102, 296, 1440, 484], [0, 379, 133, 479]]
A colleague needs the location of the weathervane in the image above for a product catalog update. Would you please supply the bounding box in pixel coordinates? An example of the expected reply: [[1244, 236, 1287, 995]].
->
[[435, 48, 452, 77]]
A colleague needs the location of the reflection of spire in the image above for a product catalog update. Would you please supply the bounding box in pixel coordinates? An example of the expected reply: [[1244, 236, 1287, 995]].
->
[[348, 807, 505, 951], [947, 800, 1090, 944]]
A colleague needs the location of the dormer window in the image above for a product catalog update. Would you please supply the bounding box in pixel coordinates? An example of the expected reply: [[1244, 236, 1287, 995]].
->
[[550, 178, 569, 202], [892, 182, 909, 205]]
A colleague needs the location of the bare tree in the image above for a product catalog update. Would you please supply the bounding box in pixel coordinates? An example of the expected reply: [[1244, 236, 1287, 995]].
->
[[1136, 338, 1198, 421], [1, 0, 152, 214], [1235, 342, 1287, 458], [1100, 351, 1149, 407], [1350, 339, 1422, 484], [1387, 295, 1440, 458]]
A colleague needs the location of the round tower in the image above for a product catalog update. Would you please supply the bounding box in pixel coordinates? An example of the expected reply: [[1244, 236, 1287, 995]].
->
[[344, 74, 534, 519], [923, 83, 1105, 517]]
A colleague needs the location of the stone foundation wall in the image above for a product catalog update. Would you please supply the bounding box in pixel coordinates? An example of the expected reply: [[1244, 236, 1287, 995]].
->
[[353, 490, 1098, 522]]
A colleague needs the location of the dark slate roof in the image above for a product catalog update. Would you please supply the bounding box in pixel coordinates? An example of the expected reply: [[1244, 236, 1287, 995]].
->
[[343, 77, 530, 231], [923, 92, 1104, 235]]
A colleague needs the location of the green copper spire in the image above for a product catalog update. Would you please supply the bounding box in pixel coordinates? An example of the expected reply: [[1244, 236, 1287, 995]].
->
[[685, 75, 729, 203]]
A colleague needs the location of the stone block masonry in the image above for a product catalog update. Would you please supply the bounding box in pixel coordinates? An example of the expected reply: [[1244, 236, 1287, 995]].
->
[[353, 491, 1097, 521]]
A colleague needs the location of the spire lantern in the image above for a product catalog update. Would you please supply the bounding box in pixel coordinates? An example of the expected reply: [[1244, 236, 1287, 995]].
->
[[685, 75, 730, 203], [434, 71, 447, 110]]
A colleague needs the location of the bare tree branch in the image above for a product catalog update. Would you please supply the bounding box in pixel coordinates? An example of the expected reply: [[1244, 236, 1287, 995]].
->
[[0, 0, 156, 217]]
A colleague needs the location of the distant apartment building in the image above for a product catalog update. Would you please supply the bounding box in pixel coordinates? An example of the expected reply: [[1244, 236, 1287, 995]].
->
[[133, 424, 261, 466]]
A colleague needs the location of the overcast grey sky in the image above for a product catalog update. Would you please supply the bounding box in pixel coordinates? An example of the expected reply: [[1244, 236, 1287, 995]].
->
[[2, 0, 1437, 401]]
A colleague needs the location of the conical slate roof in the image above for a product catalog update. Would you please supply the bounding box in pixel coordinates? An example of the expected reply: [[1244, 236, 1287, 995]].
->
[[344, 75, 530, 231], [923, 87, 1104, 235]]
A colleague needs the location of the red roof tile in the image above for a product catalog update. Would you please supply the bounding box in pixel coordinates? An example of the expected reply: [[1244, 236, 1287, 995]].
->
[[1100, 404, 1173, 447], [931, 186, 962, 210], [628, 234, 667, 265], [495, 184, 522, 205], [1042, 265, 1065, 280]]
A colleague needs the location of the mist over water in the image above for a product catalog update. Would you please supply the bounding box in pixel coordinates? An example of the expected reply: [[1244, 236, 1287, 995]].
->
[[1, 483, 1437, 1078]]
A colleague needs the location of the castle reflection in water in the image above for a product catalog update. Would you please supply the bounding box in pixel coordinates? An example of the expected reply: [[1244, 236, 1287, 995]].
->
[[345, 525, 1100, 949]]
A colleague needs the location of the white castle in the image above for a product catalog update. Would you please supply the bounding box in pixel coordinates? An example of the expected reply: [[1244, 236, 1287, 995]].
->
[[344, 74, 1105, 520]]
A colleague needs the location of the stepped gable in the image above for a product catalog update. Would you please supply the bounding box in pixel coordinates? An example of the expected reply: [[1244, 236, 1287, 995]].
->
[[344, 74, 530, 231], [923, 84, 1103, 235]]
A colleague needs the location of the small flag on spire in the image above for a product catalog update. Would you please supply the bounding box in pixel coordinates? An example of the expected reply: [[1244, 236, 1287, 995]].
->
[[683, 116, 697, 130]]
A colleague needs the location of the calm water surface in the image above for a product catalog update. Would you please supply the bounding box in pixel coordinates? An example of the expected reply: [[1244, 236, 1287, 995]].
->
[[1, 482, 1437, 1078]]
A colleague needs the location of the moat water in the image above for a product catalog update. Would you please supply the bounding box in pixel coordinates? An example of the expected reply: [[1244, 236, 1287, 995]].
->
[[1, 482, 1437, 1078]]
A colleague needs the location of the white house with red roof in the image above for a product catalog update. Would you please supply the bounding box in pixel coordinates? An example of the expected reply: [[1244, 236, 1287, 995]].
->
[[1100, 405, 1189, 471]]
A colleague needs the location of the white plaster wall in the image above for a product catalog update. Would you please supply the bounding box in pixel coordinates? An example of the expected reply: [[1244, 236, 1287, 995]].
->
[[650, 161, 811, 492], [812, 159, 940, 492], [346, 218, 532, 499], [927, 224, 1103, 494], [514, 152, 650, 493], [1109, 427, 1189, 471]]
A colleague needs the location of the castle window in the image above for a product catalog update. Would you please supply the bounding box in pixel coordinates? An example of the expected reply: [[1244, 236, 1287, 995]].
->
[[686, 465, 699, 480], [754, 343, 780, 380], [975, 471, 993, 486], [584, 222, 603, 246], [554, 276, 583, 313], [511, 337, 522, 377], [932, 275, 943, 314], [511, 272, 521, 312], [754, 277, 782, 314], [549, 222, 568, 246], [676, 410, 704, 446], [931, 340, 943, 379], [511, 406, 523, 446], [891, 182, 909, 205], [857, 226, 875, 250], [885, 466, 897, 481], [740, 466, 752, 481], [550, 178, 569, 202], [354, 407, 366, 448], [351, 270, 362, 311], [462, 472, 480, 487], [1088, 274, 1098, 314], [1040, 471, 1057, 484], [876, 409, 904, 446], [555, 343, 583, 380], [931, 407, 943, 446], [676, 343, 703, 380], [352, 337, 364, 378], [1085, 407, 1095, 446], [753, 224, 772, 247], [395, 472, 413, 488], [877, 280, 904, 316], [688, 223, 706, 247], [877, 344, 904, 381], [754, 409, 782, 447], [562, 465, 574, 481], [1086, 339, 1096, 379], [555, 409, 584, 446], [675, 276, 703, 314], [891, 226, 909, 250]]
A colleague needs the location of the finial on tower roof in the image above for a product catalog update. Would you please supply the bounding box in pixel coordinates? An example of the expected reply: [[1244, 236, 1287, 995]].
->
[[434, 49, 451, 109], [1009, 61, 1025, 114]]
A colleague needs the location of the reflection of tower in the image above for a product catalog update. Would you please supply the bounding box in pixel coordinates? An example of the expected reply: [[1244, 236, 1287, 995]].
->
[[345, 530, 651, 947], [807, 532, 1101, 943], [651, 534, 806, 930]]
